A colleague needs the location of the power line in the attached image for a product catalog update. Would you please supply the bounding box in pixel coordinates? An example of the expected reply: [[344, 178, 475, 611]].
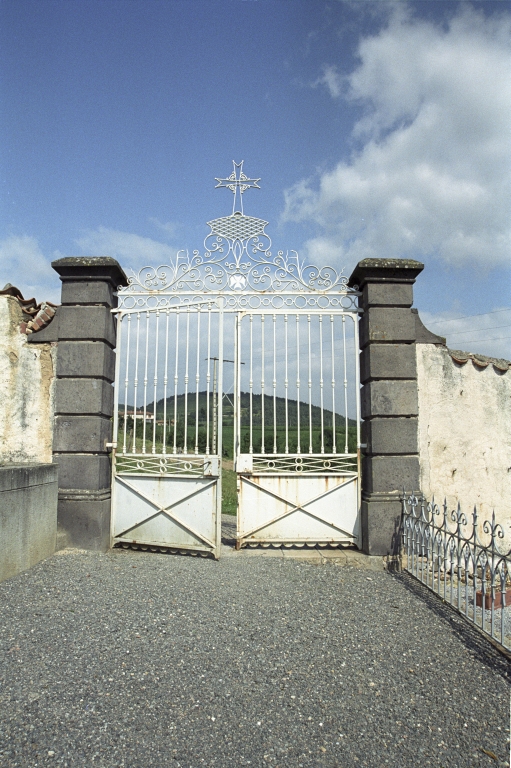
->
[[448, 323, 511, 336], [427, 308, 511, 325], [452, 334, 511, 344]]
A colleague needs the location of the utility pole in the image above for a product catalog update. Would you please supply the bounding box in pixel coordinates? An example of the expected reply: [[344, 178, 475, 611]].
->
[[206, 358, 244, 456]]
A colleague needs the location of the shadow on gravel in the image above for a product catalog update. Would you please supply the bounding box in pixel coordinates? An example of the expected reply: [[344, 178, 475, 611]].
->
[[392, 570, 511, 681], [221, 515, 236, 546]]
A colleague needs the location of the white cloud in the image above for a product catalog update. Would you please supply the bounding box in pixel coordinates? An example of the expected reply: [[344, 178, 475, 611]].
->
[[148, 218, 180, 239], [419, 308, 511, 362], [0, 235, 59, 303], [284, 6, 511, 271], [313, 64, 344, 99], [76, 227, 180, 270]]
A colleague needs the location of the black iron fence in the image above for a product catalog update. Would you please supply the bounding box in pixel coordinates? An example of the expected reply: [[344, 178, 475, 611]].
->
[[401, 494, 511, 652]]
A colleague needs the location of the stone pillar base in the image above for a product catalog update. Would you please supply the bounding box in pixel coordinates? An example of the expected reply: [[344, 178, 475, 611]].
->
[[57, 491, 111, 551], [361, 494, 402, 556]]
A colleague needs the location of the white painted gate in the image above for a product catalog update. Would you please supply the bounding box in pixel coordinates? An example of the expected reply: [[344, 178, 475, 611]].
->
[[111, 161, 362, 556], [111, 301, 224, 558], [234, 309, 361, 548]]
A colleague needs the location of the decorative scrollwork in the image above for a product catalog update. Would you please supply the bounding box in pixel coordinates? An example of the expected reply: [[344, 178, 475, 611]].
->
[[119, 163, 356, 300]]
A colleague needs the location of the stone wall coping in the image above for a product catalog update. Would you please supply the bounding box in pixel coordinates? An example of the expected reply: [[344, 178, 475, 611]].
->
[[52, 257, 128, 288], [348, 258, 424, 288], [0, 463, 58, 492]]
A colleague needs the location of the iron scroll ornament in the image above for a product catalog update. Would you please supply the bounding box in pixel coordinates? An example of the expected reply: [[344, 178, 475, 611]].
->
[[119, 161, 358, 297], [122, 215, 353, 295]]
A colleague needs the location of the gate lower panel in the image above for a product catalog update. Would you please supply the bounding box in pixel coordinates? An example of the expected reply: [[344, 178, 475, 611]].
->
[[112, 469, 219, 555], [237, 472, 359, 547]]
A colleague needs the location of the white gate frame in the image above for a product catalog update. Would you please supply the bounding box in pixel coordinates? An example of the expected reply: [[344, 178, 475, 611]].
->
[[111, 299, 224, 558], [233, 307, 361, 549]]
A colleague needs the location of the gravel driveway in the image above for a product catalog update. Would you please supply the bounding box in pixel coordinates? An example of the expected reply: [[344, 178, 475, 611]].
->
[[0, 543, 509, 768]]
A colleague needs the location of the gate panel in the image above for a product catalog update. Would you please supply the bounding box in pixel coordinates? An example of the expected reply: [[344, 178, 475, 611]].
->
[[111, 302, 223, 558], [238, 474, 359, 546], [234, 310, 360, 548]]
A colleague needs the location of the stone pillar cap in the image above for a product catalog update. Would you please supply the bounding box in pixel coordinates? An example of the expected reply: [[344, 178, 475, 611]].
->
[[348, 258, 424, 288], [52, 257, 128, 287]]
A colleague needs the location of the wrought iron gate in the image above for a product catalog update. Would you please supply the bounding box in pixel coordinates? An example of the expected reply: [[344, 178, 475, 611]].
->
[[111, 162, 362, 556], [111, 300, 224, 558], [234, 309, 360, 548]]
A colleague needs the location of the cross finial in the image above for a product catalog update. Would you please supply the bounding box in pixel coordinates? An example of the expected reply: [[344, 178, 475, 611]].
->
[[215, 161, 260, 215]]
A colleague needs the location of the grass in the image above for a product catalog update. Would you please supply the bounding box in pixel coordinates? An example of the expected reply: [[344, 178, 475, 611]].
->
[[221, 460, 238, 516]]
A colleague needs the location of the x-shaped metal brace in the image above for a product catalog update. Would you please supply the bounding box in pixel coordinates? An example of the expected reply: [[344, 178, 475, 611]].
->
[[114, 475, 217, 548], [238, 474, 357, 540]]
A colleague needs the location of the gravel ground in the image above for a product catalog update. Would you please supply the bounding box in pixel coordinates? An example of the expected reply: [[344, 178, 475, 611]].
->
[[0, 544, 509, 768]]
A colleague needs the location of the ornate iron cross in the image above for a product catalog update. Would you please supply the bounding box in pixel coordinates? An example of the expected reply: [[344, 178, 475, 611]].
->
[[215, 161, 260, 215]]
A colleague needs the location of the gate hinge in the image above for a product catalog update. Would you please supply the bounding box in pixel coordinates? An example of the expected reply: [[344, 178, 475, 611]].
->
[[106, 442, 117, 451]]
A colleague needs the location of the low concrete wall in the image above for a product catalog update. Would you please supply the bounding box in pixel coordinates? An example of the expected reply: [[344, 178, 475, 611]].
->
[[417, 343, 511, 540], [0, 464, 58, 582], [0, 296, 56, 463]]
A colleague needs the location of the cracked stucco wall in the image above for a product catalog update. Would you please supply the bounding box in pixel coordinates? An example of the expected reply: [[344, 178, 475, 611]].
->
[[0, 296, 56, 463], [417, 343, 511, 541]]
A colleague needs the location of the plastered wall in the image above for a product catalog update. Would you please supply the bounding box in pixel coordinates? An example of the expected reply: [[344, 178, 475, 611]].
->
[[0, 296, 56, 464], [417, 343, 511, 542]]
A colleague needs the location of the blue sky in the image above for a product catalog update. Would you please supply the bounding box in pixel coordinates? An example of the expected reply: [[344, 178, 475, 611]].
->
[[1, 0, 510, 358]]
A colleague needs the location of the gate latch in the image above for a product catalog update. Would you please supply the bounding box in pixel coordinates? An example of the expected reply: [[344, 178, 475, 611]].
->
[[203, 457, 219, 477]]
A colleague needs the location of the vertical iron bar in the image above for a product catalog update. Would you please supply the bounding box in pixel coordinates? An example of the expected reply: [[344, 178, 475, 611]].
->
[[206, 305, 212, 455], [195, 308, 201, 454], [330, 315, 336, 453], [212, 357, 217, 455], [133, 312, 140, 453], [183, 308, 190, 454], [142, 311, 150, 454], [307, 314, 312, 454], [249, 314, 253, 454], [296, 314, 300, 454], [122, 314, 130, 455], [152, 310, 159, 455], [261, 314, 265, 454], [234, 312, 242, 461], [354, 312, 362, 502], [284, 314, 289, 454], [342, 315, 348, 454], [173, 310, 180, 455], [273, 314, 277, 453], [215, 303, 224, 559], [162, 309, 170, 454], [319, 315, 324, 454]]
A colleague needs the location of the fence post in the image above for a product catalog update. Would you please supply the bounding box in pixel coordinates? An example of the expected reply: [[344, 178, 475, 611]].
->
[[348, 258, 424, 556], [51, 257, 127, 551]]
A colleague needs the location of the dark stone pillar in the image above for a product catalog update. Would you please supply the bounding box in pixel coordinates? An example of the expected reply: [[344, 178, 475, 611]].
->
[[51, 257, 127, 551], [348, 259, 424, 556]]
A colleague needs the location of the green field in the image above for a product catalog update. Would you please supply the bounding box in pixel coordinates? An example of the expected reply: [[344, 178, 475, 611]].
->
[[119, 391, 357, 459], [118, 391, 357, 515]]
